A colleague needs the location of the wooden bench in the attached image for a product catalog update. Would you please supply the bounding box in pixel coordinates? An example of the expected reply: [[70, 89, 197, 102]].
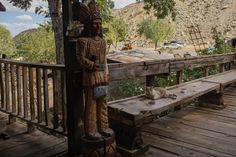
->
[[108, 70, 236, 156]]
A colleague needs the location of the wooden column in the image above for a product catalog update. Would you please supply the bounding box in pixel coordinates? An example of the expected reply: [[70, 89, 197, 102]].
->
[[203, 66, 209, 77], [176, 70, 183, 84], [62, 0, 84, 156], [219, 63, 225, 73], [146, 75, 155, 87]]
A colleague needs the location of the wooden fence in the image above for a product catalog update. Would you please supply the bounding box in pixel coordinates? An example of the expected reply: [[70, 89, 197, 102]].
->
[[0, 58, 66, 135], [0, 53, 235, 135]]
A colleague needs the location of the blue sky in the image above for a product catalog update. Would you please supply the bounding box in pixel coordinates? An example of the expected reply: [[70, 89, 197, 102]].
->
[[0, 0, 136, 37]]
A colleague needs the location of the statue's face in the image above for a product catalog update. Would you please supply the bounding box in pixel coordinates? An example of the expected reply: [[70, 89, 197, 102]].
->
[[92, 19, 102, 36]]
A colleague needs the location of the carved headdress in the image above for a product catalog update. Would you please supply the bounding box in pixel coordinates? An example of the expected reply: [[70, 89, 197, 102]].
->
[[69, 0, 102, 39], [72, 0, 101, 24]]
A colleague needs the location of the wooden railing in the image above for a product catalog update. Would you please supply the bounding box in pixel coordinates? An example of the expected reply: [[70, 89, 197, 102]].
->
[[0, 53, 235, 136], [0, 58, 66, 135], [108, 53, 236, 84]]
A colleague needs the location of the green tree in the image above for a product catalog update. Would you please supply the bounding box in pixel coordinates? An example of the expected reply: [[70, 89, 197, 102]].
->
[[104, 18, 128, 49], [14, 23, 55, 63], [137, 18, 174, 49], [0, 25, 16, 57], [140, 0, 177, 20]]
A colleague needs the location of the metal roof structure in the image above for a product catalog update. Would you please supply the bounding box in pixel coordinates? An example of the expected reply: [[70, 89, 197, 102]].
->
[[107, 49, 174, 63]]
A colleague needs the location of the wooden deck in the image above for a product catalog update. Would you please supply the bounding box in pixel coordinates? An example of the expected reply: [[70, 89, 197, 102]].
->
[[1, 84, 236, 157], [142, 84, 236, 157], [0, 114, 67, 157]]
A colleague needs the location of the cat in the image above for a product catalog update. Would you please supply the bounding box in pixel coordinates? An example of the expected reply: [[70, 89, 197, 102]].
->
[[145, 86, 177, 100]]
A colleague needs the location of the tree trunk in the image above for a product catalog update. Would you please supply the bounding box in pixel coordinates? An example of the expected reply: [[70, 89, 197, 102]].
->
[[47, 0, 64, 115], [47, 0, 64, 64]]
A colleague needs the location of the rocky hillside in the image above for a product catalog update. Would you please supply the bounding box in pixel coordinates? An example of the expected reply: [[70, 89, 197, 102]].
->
[[113, 0, 236, 48]]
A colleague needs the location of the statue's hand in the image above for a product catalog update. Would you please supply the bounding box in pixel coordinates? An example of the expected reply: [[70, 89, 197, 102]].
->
[[94, 64, 106, 71]]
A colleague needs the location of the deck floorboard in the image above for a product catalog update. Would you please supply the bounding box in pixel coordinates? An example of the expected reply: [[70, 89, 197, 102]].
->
[[142, 85, 236, 157]]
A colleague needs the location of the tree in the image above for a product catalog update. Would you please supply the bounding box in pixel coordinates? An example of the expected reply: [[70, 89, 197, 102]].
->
[[104, 18, 128, 50], [0, 25, 16, 57], [137, 18, 174, 50], [14, 23, 56, 63], [137, 0, 177, 20]]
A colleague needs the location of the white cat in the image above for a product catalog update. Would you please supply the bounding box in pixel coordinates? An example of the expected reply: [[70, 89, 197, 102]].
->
[[145, 86, 177, 100]]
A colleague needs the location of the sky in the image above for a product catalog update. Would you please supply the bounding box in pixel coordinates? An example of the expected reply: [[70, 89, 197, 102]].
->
[[0, 0, 136, 37]]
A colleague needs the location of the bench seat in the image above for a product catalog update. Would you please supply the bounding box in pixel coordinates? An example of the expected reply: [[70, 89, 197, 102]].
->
[[108, 70, 236, 127]]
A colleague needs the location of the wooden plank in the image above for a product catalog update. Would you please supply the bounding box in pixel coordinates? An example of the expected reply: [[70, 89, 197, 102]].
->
[[5, 63, 10, 111], [22, 67, 29, 118], [0, 63, 5, 108], [23, 141, 67, 157], [36, 68, 43, 123], [144, 146, 179, 157], [143, 117, 236, 156], [109, 62, 169, 81], [10, 64, 16, 113], [52, 70, 59, 129], [43, 68, 49, 126], [17, 66, 22, 116], [0, 134, 62, 157], [109, 80, 220, 126], [0, 58, 64, 70], [143, 132, 232, 157], [170, 54, 235, 72]]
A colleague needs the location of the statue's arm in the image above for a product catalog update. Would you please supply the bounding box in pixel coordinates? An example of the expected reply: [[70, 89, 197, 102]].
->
[[76, 38, 95, 70]]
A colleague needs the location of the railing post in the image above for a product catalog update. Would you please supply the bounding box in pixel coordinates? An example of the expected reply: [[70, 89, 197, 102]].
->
[[176, 70, 183, 84], [219, 63, 225, 73], [203, 66, 209, 77], [146, 75, 155, 87]]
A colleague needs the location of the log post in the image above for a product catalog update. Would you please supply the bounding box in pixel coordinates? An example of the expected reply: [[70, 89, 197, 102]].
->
[[146, 75, 155, 87], [219, 63, 225, 73], [176, 70, 183, 84], [203, 66, 209, 77]]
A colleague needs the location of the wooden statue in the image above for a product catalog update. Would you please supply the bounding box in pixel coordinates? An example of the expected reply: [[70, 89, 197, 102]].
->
[[73, 0, 116, 156]]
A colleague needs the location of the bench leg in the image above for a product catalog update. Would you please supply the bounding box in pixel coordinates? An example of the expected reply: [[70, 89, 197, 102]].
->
[[198, 91, 225, 109], [110, 121, 149, 157]]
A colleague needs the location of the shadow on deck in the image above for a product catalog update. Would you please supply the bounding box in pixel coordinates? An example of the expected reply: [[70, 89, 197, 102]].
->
[[142, 84, 236, 157], [1, 84, 236, 157]]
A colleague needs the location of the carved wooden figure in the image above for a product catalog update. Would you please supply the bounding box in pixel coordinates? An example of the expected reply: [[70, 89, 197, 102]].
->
[[73, 0, 116, 156]]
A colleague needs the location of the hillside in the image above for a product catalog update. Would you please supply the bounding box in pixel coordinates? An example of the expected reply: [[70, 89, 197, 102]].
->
[[113, 0, 236, 48]]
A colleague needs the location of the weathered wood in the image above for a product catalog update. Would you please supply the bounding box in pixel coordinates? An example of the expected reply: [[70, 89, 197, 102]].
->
[[108, 53, 236, 81], [203, 66, 209, 77], [10, 64, 16, 113], [219, 63, 225, 73], [52, 70, 59, 129], [0, 63, 5, 108], [43, 68, 49, 126], [22, 67, 29, 118], [170, 53, 235, 72], [60, 71, 66, 132], [176, 70, 183, 84], [29, 67, 35, 121], [0, 58, 64, 70], [202, 70, 236, 89], [109, 62, 169, 81], [16, 66, 22, 116], [36, 68, 43, 123], [146, 75, 155, 87], [198, 91, 225, 109], [5, 63, 10, 111]]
